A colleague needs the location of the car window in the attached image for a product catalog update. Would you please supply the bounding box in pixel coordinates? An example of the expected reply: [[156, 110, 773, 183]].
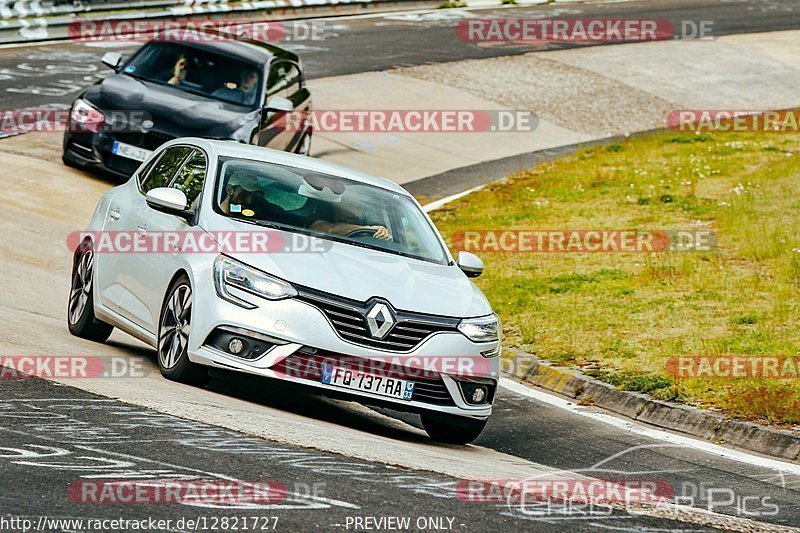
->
[[170, 149, 207, 208], [214, 157, 447, 264], [141, 146, 192, 194], [123, 42, 264, 107], [136, 153, 162, 189]]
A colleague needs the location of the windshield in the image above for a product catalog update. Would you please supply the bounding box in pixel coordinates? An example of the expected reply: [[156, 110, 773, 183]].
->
[[123, 42, 263, 107], [214, 158, 448, 264]]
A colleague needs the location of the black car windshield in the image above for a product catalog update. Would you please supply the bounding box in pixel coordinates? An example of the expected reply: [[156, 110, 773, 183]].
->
[[215, 157, 448, 265], [123, 42, 263, 107]]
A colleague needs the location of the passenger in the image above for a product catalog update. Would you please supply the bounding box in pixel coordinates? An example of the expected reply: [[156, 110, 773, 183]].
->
[[220, 173, 276, 219]]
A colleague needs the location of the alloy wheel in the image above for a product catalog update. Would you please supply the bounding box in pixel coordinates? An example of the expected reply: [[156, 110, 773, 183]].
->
[[159, 284, 192, 370], [68, 249, 93, 326]]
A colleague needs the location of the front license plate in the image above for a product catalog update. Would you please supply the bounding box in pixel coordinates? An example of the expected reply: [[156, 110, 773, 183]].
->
[[321, 364, 415, 401], [111, 141, 152, 162]]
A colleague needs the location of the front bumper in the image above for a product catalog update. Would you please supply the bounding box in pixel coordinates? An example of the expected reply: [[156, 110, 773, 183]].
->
[[188, 282, 500, 418], [62, 127, 174, 179]]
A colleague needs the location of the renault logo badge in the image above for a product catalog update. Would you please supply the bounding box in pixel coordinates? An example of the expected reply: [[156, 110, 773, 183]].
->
[[366, 302, 395, 339]]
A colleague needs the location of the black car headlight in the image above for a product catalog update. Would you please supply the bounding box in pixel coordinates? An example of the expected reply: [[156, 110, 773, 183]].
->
[[214, 255, 297, 308], [70, 98, 105, 133], [458, 314, 500, 343]]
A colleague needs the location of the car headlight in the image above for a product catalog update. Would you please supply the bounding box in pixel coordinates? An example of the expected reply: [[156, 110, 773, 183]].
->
[[214, 255, 297, 308], [458, 314, 500, 343], [70, 98, 105, 133]]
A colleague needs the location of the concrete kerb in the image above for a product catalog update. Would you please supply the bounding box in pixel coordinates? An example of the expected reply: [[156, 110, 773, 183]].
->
[[503, 347, 800, 462]]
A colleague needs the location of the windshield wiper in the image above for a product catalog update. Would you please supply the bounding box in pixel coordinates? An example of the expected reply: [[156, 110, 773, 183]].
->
[[227, 216, 284, 231]]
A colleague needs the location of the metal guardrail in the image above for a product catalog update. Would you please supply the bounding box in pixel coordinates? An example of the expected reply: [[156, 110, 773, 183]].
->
[[1, 1, 179, 20], [0, 0, 441, 43]]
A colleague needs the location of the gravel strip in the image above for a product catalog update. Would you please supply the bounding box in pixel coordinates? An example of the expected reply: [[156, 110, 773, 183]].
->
[[393, 51, 677, 137]]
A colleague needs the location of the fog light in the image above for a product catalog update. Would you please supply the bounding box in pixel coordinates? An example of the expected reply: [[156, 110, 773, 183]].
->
[[228, 338, 244, 354], [471, 387, 486, 404]]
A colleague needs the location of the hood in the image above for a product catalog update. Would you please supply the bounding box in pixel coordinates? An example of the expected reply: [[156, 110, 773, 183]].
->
[[85, 74, 256, 138], [205, 218, 492, 318]]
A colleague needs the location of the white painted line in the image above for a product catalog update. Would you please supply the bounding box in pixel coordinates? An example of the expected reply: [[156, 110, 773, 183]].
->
[[422, 184, 484, 212], [500, 377, 800, 475]]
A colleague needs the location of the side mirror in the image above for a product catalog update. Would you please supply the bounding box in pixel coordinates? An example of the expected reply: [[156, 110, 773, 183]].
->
[[101, 52, 123, 71], [265, 96, 294, 113], [457, 251, 484, 278], [146, 187, 188, 215]]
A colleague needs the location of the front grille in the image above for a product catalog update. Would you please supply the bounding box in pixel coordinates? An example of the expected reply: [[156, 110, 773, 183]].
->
[[272, 351, 455, 406], [295, 287, 460, 352], [112, 130, 175, 151]]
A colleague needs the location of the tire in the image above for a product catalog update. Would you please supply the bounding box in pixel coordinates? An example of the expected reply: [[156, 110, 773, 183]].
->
[[157, 275, 209, 385], [420, 412, 487, 444], [295, 131, 312, 156], [67, 241, 114, 342]]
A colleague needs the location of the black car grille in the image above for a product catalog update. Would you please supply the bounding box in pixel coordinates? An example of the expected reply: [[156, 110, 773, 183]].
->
[[295, 287, 460, 352], [272, 352, 456, 406], [112, 131, 175, 151], [103, 154, 141, 176]]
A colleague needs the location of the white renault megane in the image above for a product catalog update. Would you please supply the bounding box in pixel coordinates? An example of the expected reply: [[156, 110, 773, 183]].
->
[[68, 138, 500, 443]]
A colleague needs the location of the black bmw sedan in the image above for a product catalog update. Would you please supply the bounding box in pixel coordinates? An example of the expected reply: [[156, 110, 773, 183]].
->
[[62, 36, 312, 178]]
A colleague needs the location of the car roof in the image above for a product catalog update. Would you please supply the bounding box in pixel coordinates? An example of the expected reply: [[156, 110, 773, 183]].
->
[[152, 31, 299, 65], [170, 138, 412, 196]]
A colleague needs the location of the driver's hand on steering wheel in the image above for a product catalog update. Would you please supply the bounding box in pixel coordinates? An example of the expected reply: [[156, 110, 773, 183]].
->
[[367, 225, 392, 240]]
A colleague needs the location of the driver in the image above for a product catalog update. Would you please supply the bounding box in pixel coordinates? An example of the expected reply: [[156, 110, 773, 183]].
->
[[212, 68, 260, 106], [162, 54, 190, 86], [310, 196, 392, 241]]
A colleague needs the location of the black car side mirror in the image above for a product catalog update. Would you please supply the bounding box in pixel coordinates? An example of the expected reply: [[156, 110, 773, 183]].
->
[[101, 52, 123, 72]]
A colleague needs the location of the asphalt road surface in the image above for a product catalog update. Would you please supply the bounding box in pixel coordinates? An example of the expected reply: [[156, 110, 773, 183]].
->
[[1, 368, 798, 532]]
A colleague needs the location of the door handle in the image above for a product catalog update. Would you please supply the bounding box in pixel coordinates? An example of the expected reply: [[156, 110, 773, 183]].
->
[[136, 225, 148, 236], [109, 207, 121, 220]]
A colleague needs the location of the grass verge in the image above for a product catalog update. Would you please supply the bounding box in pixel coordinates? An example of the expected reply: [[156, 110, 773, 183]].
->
[[430, 129, 800, 426]]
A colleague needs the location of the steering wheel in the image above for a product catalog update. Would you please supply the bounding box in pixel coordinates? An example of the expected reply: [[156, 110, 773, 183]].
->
[[345, 227, 378, 238]]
